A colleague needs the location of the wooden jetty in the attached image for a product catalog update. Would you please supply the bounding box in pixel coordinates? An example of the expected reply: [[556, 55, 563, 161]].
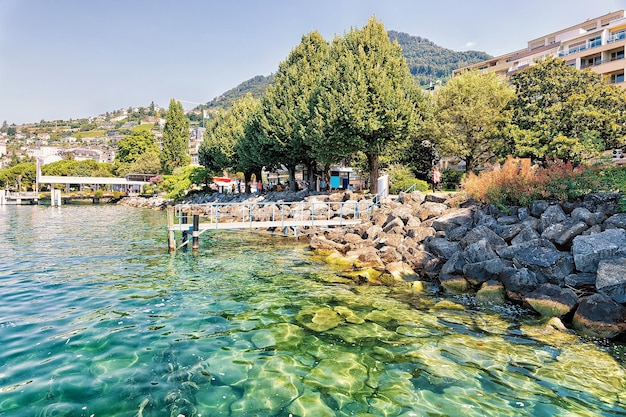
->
[[167, 199, 376, 252], [0, 191, 39, 205]]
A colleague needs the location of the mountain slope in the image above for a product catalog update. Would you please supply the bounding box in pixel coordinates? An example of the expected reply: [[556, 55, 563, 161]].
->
[[202, 31, 492, 111]]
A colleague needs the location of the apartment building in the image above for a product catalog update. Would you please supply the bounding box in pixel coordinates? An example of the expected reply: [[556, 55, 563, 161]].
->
[[455, 10, 626, 87]]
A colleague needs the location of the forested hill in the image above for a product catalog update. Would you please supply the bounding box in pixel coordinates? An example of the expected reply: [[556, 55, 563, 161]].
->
[[202, 30, 492, 111], [388, 30, 492, 87]]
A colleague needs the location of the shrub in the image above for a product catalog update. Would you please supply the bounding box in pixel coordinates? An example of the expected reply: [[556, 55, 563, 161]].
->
[[440, 169, 465, 191], [390, 178, 430, 194], [461, 157, 598, 208], [94, 189, 104, 198]]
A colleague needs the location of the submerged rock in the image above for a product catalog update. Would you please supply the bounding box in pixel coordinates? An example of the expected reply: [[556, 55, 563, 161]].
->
[[572, 293, 626, 339], [524, 283, 578, 318]]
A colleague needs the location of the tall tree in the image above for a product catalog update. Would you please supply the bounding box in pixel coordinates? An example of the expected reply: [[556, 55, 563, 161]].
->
[[510, 57, 626, 164], [310, 17, 425, 193], [199, 94, 260, 177], [259, 31, 330, 188], [160, 99, 190, 174], [431, 69, 515, 172]]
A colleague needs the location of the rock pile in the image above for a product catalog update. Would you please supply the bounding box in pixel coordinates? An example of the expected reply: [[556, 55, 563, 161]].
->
[[310, 191, 626, 339], [119, 195, 171, 210]]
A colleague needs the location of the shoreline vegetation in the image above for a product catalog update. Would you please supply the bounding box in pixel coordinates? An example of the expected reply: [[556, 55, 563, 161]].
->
[[120, 188, 626, 340]]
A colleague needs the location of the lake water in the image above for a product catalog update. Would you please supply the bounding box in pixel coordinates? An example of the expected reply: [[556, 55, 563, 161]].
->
[[1, 205, 626, 417]]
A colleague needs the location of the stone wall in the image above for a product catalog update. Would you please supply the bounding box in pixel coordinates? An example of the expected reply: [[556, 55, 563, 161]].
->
[[310, 191, 626, 339]]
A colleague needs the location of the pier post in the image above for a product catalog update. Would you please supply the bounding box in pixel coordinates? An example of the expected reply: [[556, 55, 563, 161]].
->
[[192, 214, 200, 252], [167, 206, 176, 252], [181, 212, 189, 248]]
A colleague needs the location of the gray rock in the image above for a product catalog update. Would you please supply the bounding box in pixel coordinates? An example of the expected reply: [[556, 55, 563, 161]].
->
[[541, 219, 588, 248], [431, 207, 474, 232], [604, 213, 626, 230], [572, 229, 626, 272], [440, 251, 466, 280], [497, 222, 527, 242], [518, 207, 530, 221], [424, 237, 461, 260], [564, 273, 597, 288], [363, 225, 383, 240], [446, 224, 472, 242], [497, 215, 519, 225], [583, 192, 620, 216], [498, 239, 572, 285], [539, 205, 568, 233], [510, 225, 540, 246], [596, 258, 626, 303], [500, 267, 540, 301], [463, 258, 505, 285], [425, 193, 449, 204], [573, 293, 626, 339], [459, 225, 507, 249], [571, 207, 597, 226], [524, 283, 578, 317], [464, 239, 498, 263], [531, 200, 550, 217]]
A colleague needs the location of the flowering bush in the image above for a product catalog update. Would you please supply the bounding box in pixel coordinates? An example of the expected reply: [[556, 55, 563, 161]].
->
[[461, 157, 598, 208]]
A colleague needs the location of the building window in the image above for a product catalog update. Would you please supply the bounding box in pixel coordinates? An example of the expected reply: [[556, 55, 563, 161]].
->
[[610, 72, 625, 84], [611, 49, 625, 61]]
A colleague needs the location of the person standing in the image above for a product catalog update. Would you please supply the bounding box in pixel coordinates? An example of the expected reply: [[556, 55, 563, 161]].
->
[[432, 166, 441, 191]]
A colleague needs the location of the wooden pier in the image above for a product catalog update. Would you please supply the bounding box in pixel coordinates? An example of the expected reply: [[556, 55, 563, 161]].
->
[[167, 199, 376, 252], [0, 191, 39, 205]]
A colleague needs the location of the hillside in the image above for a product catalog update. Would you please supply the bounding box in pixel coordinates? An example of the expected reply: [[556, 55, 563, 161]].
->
[[201, 31, 492, 111], [388, 30, 492, 87]]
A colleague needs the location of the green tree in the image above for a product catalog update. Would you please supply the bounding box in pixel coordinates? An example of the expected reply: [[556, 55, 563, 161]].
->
[[161, 99, 190, 174], [199, 94, 260, 177], [0, 163, 35, 190], [510, 57, 626, 164], [432, 69, 515, 172], [259, 30, 330, 188], [310, 17, 426, 193], [116, 130, 159, 164]]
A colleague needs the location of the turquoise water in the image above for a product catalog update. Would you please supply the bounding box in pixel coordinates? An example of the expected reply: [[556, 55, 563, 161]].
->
[[1, 205, 626, 417]]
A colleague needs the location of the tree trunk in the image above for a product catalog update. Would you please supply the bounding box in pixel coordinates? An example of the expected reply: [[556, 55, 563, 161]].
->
[[307, 160, 317, 190], [244, 171, 252, 194], [368, 152, 379, 195], [287, 165, 297, 191]]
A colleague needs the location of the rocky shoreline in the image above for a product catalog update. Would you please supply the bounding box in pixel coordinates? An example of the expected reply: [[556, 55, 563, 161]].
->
[[120, 190, 626, 339]]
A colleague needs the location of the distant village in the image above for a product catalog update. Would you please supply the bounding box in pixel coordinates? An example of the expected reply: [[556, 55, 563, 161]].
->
[[0, 104, 206, 167]]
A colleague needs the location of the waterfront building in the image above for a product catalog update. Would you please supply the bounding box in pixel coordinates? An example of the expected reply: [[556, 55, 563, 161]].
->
[[455, 10, 626, 88]]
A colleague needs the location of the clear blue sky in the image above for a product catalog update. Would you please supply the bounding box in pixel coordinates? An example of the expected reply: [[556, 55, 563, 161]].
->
[[0, 0, 624, 125]]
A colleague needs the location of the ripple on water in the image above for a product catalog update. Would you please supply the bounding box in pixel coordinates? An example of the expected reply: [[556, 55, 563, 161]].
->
[[2, 206, 626, 416]]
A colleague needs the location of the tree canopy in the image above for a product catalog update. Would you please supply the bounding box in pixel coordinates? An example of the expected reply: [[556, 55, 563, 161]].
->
[[161, 99, 190, 174], [510, 57, 626, 164], [310, 17, 427, 193], [431, 69, 515, 171]]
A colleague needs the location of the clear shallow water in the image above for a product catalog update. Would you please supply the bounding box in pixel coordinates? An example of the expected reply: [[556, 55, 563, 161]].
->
[[1, 205, 626, 417]]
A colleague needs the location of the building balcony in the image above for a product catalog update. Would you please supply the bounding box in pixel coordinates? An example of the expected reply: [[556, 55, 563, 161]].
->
[[608, 30, 626, 43]]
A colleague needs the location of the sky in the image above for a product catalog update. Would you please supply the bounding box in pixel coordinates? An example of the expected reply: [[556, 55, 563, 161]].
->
[[1, 0, 624, 125]]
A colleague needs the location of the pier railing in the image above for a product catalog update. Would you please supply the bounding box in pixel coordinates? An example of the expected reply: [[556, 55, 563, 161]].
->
[[168, 199, 377, 251]]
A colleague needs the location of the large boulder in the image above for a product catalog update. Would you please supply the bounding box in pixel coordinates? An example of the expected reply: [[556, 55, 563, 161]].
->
[[596, 258, 626, 303], [431, 207, 474, 232], [476, 280, 506, 305], [524, 283, 578, 318], [424, 237, 461, 260], [572, 293, 626, 339], [459, 225, 507, 250], [463, 258, 506, 286], [384, 261, 419, 282], [572, 229, 626, 273], [541, 219, 588, 248], [499, 267, 540, 301], [416, 202, 448, 221], [539, 205, 568, 233], [498, 239, 573, 285], [582, 192, 620, 216], [570, 207, 598, 226], [604, 213, 626, 230]]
